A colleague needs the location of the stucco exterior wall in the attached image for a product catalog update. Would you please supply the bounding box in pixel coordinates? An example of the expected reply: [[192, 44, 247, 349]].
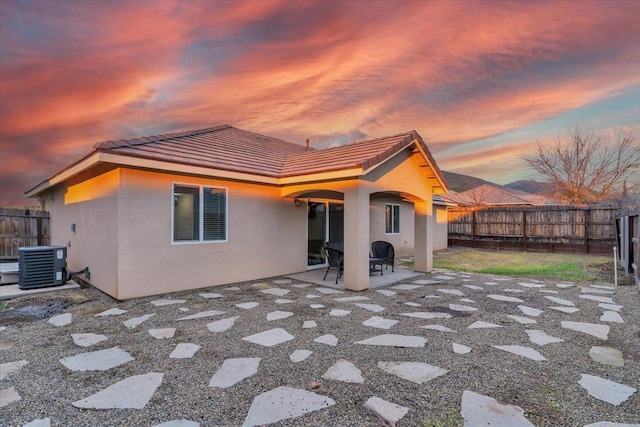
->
[[369, 200, 415, 257], [115, 169, 307, 299], [45, 168, 120, 297], [433, 204, 449, 250]]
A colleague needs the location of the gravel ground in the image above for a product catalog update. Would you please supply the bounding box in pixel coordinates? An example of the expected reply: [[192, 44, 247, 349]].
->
[[1, 270, 639, 427]]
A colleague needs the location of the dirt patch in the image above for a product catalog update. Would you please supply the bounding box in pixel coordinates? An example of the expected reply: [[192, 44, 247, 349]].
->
[[0, 300, 69, 324]]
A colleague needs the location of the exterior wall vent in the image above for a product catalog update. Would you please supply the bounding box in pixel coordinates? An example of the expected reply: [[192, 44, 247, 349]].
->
[[18, 246, 67, 289]]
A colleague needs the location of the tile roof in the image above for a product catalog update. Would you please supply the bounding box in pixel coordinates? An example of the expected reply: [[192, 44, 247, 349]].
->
[[27, 125, 448, 196], [282, 131, 421, 177], [93, 125, 309, 177], [443, 184, 559, 206]]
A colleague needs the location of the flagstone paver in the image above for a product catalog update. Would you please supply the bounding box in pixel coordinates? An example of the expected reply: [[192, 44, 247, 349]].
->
[[545, 296, 575, 306], [95, 307, 128, 316], [518, 282, 546, 288], [579, 295, 615, 304], [506, 315, 537, 324], [401, 312, 452, 319], [449, 303, 478, 312], [71, 333, 107, 347], [355, 334, 426, 348], [488, 294, 524, 303], [177, 310, 225, 321], [589, 346, 624, 367], [433, 275, 455, 280], [363, 316, 398, 329], [275, 298, 294, 304], [582, 287, 615, 294], [322, 359, 364, 383], [150, 299, 186, 307], [242, 328, 295, 347], [562, 321, 610, 340], [392, 284, 424, 290], [291, 284, 311, 288], [376, 289, 397, 296], [289, 349, 313, 363], [459, 298, 476, 303], [599, 303, 623, 312], [329, 309, 351, 317], [600, 311, 624, 323], [518, 305, 543, 317], [461, 390, 535, 426], [378, 361, 448, 384], [224, 286, 240, 291], [207, 316, 239, 333], [315, 287, 343, 294], [302, 320, 317, 329], [149, 328, 176, 339], [266, 311, 294, 321], [578, 374, 637, 406], [494, 345, 547, 361], [468, 321, 502, 329], [463, 285, 484, 290], [260, 288, 290, 297], [525, 330, 564, 346], [72, 372, 164, 409], [334, 296, 369, 302], [310, 304, 325, 309], [124, 313, 156, 329], [306, 294, 321, 299], [404, 302, 421, 307], [550, 306, 580, 314], [314, 334, 338, 346], [48, 313, 72, 326], [236, 302, 259, 310], [555, 283, 574, 288], [0, 387, 21, 408], [22, 418, 51, 427], [453, 343, 472, 354], [209, 358, 261, 388], [353, 303, 385, 312], [438, 288, 465, 296], [169, 343, 201, 359], [60, 346, 134, 371], [272, 279, 291, 285], [0, 360, 28, 380], [504, 288, 525, 293], [412, 279, 440, 285], [364, 396, 409, 425], [242, 386, 335, 427], [199, 292, 223, 299]]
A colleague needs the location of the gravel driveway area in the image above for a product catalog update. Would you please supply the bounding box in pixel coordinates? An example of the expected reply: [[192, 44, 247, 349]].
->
[[1, 270, 638, 426]]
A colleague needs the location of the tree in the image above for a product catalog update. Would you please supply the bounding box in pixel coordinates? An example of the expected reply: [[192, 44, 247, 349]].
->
[[524, 126, 640, 205]]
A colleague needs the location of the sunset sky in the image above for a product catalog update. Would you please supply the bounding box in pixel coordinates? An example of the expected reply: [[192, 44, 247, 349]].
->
[[1, 0, 639, 206]]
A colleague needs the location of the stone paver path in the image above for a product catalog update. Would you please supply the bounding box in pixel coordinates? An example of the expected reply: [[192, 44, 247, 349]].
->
[[3, 270, 638, 427]]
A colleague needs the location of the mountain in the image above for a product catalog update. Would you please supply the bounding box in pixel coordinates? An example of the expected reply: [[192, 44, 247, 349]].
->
[[441, 171, 500, 193], [504, 180, 554, 196]]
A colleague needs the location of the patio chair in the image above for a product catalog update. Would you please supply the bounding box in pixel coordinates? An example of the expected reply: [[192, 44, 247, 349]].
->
[[371, 241, 395, 272], [323, 245, 344, 284]]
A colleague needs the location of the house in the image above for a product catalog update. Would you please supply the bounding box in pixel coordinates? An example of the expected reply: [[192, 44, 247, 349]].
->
[[26, 125, 448, 299], [441, 184, 558, 207]]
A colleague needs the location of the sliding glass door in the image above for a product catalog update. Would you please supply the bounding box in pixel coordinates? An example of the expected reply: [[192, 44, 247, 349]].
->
[[307, 201, 344, 267]]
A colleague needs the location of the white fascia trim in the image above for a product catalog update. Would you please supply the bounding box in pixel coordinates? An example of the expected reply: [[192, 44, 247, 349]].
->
[[361, 140, 416, 176], [100, 153, 280, 185], [277, 168, 362, 185]]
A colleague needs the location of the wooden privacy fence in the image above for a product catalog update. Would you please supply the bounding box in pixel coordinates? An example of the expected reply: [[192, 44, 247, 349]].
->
[[448, 206, 618, 254], [616, 208, 639, 287], [0, 208, 50, 261]]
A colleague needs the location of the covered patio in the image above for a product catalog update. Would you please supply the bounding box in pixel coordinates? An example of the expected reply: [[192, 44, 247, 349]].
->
[[286, 263, 421, 289]]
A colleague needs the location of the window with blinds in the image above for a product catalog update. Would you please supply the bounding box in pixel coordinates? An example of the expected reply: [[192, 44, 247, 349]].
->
[[173, 184, 227, 243], [385, 203, 400, 234]]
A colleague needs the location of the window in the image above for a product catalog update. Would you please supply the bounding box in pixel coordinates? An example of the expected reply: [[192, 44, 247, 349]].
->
[[385, 204, 400, 234], [173, 184, 227, 242]]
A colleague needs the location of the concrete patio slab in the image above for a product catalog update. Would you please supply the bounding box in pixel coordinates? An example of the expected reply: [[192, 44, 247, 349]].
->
[[0, 282, 80, 300]]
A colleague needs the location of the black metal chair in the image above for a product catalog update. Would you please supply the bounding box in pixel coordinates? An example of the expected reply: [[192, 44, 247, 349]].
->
[[371, 241, 395, 272], [323, 246, 344, 284]]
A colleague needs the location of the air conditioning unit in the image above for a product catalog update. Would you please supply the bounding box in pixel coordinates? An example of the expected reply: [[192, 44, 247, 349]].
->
[[18, 246, 67, 290]]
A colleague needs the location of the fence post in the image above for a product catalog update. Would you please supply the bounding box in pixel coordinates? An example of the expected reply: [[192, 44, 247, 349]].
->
[[584, 209, 589, 254], [472, 210, 476, 248], [522, 210, 527, 252]]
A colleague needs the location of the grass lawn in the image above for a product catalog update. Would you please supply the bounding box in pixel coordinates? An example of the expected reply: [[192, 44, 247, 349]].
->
[[433, 247, 616, 282]]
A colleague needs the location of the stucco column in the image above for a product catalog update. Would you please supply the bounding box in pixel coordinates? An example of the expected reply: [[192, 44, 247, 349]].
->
[[343, 183, 370, 291], [414, 200, 433, 272]]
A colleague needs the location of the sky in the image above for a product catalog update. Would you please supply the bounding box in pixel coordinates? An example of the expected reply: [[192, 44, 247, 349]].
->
[[1, 0, 639, 206]]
